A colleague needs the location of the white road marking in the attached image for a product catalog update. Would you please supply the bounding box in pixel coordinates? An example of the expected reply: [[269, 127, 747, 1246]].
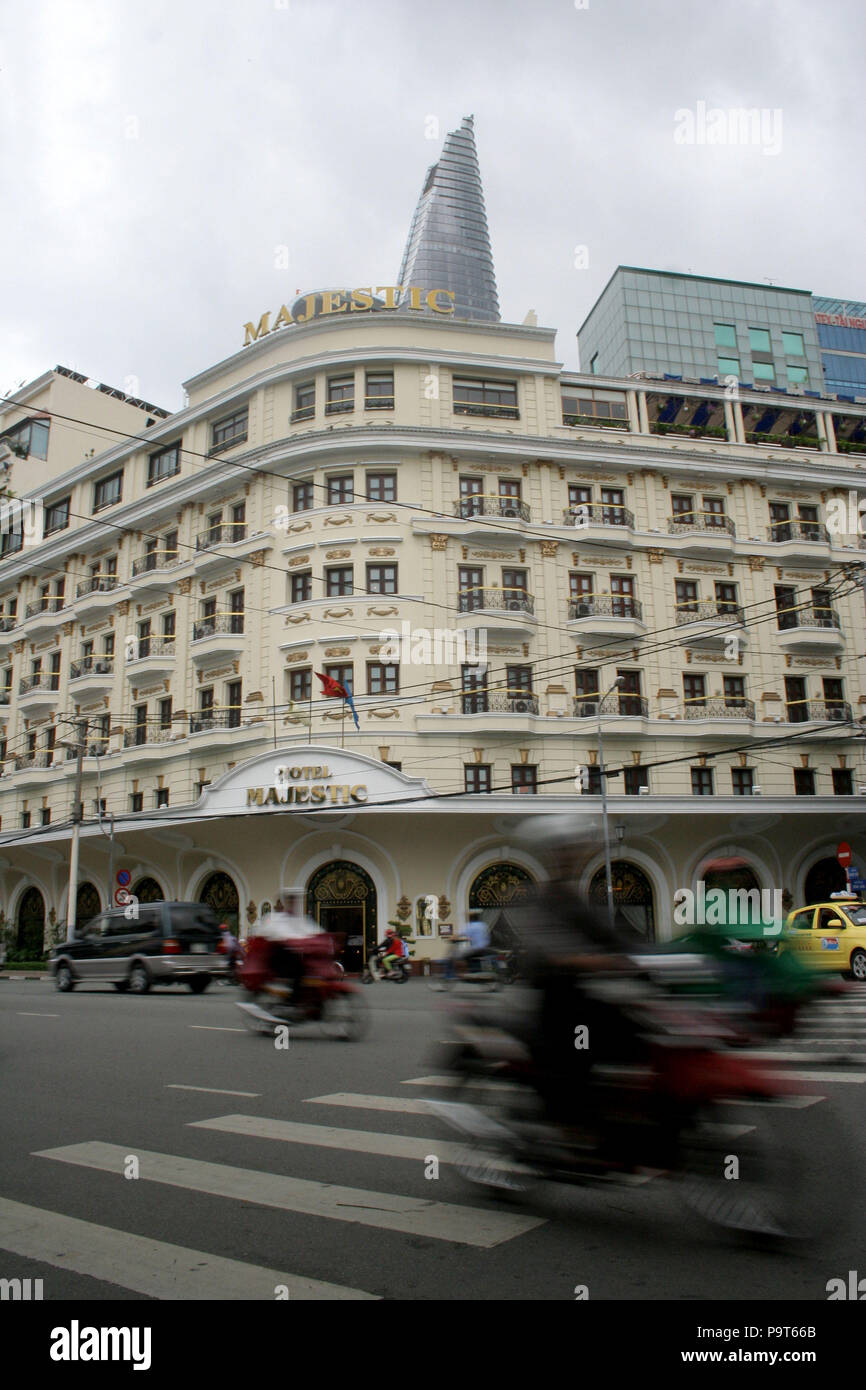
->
[[188, 1025, 246, 1033], [0, 1196, 377, 1300], [34, 1142, 543, 1247], [306, 1093, 435, 1115], [17, 1012, 60, 1017], [167, 1085, 261, 1097], [730, 1095, 823, 1109], [402, 1075, 513, 1091], [190, 1114, 465, 1162], [768, 1070, 866, 1084]]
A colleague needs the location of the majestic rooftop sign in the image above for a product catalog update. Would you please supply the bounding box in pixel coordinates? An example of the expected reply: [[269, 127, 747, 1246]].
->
[[243, 286, 455, 346], [816, 312, 866, 331]]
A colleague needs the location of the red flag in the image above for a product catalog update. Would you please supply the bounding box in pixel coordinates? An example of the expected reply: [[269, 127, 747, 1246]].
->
[[315, 671, 347, 699]]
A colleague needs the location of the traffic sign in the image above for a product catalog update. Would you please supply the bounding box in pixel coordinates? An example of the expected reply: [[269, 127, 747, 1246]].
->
[[116, 869, 131, 887], [837, 842, 852, 868], [114, 888, 130, 906]]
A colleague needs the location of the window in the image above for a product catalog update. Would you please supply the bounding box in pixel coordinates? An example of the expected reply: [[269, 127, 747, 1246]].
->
[[823, 678, 846, 718], [367, 662, 398, 695], [49, 651, 61, 689], [147, 444, 181, 487], [570, 573, 594, 603], [230, 502, 246, 538], [134, 704, 148, 746], [293, 481, 314, 512], [683, 674, 706, 712], [226, 680, 242, 728], [671, 494, 695, 524], [161, 611, 175, 640], [290, 668, 312, 702], [228, 589, 245, 633], [458, 566, 484, 612], [691, 767, 714, 796], [325, 664, 353, 692], [211, 409, 248, 451], [769, 503, 792, 542], [798, 504, 821, 541], [561, 390, 627, 424], [158, 698, 172, 729], [714, 324, 737, 349], [292, 382, 315, 422], [326, 375, 354, 415], [367, 564, 397, 594], [724, 676, 747, 708], [44, 498, 70, 534], [624, 766, 648, 795], [365, 372, 394, 409], [749, 327, 772, 354], [717, 356, 740, 376], [137, 618, 152, 659], [461, 665, 488, 713], [785, 676, 808, 723], [41, 807, 51, 825], [130, 792, 144, 813], [94, 797, 107, 816], [21, 811, 31, 829], [328, 475, 354, 505], [326, 566, 353, 597], [2, 417, 49, 459], [617, 670, 644, 716], [366, 473, 396, 502], [600, 488, 625, 526], [465, 764, 492, 793], [833, 769, 853, 795], [676, 579, 699, 617], [93, 471, 123, 511], [794, 769, 816, 796], [574, 667, 599, 712], [511, 765, 537, 795], [610, 575, 635, 618], [753, 361, 776, 382], [782, 331, 805, 357], [702, 497, 726, 528], [568, 484, 592, 515], [452, 377, 518, 418], [155, 788, 169, 808], [786, 365, 809, 384], [812, 587, 834, 626], [732, 768, 754, 796], [715, 582, 738, 615], [501, 568, 528, 607], [291, 571, 312, 603], [458, 477, 483, 517], [498, 480, 522, 517]]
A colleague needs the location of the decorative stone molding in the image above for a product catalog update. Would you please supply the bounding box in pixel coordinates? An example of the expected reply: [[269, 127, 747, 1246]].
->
[[368, 547, 395, 557], [469, 550, 513, 559], [367, 606, 398, 617], [116, 601, 130, 616], [324, 646, 351, 657], [248, 550, 268, 567], [288, 520, 312, 533], [324, 516, 353, 527], [540, 539, 559, 557], [325, 549, 352, 560], [286, 613, 310, 624], [747, 556, 764, 571], [288, 554, 310, 567], [323, 609, 353, 620], [177, 578, 193, 594], [370, 708, 398, 718], [647, 549, 665, 563], [366, 512, 397, 523], [285, 651, 309, 663], [62, 621, 75, 636], [430, 535, 448, 551]]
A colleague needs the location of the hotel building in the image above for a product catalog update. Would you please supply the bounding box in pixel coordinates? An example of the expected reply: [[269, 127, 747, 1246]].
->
[[1, 119, 865, 964]]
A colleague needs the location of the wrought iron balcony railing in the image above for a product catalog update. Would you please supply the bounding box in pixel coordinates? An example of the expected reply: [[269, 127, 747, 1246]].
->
[[14, 751, 52, 771], [786, 700, 852, 724], [0, 616, 16, 633], [568, 595, 642, 621], [70, 656, 114, 679], [776, 608, 841, 632], [572, 694, 648, 718], [189, 710, 243, 733], [453, 401, 519, 419], [767, 519, 829, 544], [453, 495, 531, 522], [562, 503, 634, 529], [325, 398, 354, 415], [676, 599, 744, 625], [683, 698, 756, 720], [132, 550, 180, 576], [668, 513, 736, 537], [123, 725, 176, 748], [195, 523, 247, 552], [459, 691, 539, 715], [125, 636, 175, 662], [364, 394, 394, 410], [192, 614, 245, 642], [25, 596, 65, 619], [0, 689, 10, 704], [457, 587, 535, 615], [18, 673, 59, 695], [290, 405, 315, 423], [76, 575, 118, 597]]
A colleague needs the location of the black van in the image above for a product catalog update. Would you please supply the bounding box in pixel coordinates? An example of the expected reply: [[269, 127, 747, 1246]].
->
[[50, 901, 226, 994]]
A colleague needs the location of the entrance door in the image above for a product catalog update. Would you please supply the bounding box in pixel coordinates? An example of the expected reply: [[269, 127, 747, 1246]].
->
[[319, 906, 365, 973], [306, 862, 377, 972]]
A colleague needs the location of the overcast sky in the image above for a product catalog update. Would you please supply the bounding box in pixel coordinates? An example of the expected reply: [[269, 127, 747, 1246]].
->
[[2, 0, 863, 412]]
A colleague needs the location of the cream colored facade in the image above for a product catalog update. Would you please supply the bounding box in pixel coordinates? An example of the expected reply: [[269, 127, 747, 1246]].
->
[[1, 309, 864, 957]]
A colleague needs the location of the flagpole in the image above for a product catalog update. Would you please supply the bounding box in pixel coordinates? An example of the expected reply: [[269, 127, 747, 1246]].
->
[[272, 676, 277, 750], [309, 685, 313, 744], [341, 701, 345, 748]]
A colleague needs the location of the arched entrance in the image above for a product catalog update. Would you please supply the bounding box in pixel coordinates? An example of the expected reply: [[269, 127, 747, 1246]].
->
[[17, 887, 45, 957], [805, 856, 848, 904], [76, 882, 101, 929], [468, 863, 535, 947], [133, 877, 165, 904], [198, 871, 239, 933], [590, 861, 656, 940], [306, 862, 377, 973], [703, 861, 761, 896]]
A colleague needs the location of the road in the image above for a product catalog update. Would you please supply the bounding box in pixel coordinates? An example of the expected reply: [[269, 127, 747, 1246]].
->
[[1, 975, 865, 1302]]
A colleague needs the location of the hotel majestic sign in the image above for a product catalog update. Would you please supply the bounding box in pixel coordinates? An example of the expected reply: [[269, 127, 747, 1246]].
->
[[243, 286, 455, 346], [246, 763, 368, 808]]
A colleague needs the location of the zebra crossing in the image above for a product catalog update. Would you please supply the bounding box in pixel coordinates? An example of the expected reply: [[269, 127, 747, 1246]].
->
[[741, 985, 866, 1072], [0, 1073, 546, 1301]]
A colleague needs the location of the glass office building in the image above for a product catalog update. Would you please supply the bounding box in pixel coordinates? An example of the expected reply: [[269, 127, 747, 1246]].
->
[[814, 297, 866, 398], [577, 267, 822, 391]]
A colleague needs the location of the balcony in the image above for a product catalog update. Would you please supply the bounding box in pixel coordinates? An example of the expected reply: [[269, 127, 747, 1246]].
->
[[84, 739, 110, 759], [665, 513, 736, 557], [646, 391, 727, 442], [17, 673, 60, 712], [786, 700, 852, 725], [196, 522, 247, 553], [189, 710, 244, 736], [682, 698, 756, 721], [123, 636, 176, 680], [21, 596, 67, 635], [194, 522, 259, 575], [572, 693, 648, 719], [561, 503, 635, 540], [459, 691, 540, 716], [74, 574, 121, 618], [0, 688, 10, 706], [562, 411, 629, 432], [122, 725, 179, 759], [456, 587, 536, 638], [190, 614, 246, 663], [675, 599, 745, 646], [325, 398, 354, 416], [766, 519, 831, 558], [567, 594, 646, 640], [453, 401, 519, 421], [13, 750, 55, 776], [290, 405, 315, 424], [776, 608, 844, 652], [69, 655, 114, 696], [0, 615, 17, 642], [130, 550, 183, 591], [453, 495, 531, 524]]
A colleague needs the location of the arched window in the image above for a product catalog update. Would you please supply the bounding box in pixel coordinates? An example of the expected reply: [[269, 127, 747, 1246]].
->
[[133, 877, 165, 904], [589, 861, 655, 939], [76, 882, 101, 928], [198, 871, 239, 932], [804, 857, 848, 904], [17, 887, 45, 956], [468, 864, 534, 912]]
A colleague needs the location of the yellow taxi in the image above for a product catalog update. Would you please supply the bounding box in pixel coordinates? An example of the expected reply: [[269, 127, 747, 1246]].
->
[[781, 896, 866, 980]]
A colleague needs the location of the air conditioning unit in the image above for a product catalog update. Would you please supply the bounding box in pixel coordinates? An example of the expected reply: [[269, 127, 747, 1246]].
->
[[511, 698, 534, 713], [638, 785, 650, 795], [827, 708, 847, 721], [505, 599, 526, 611], [94, 660, 111, 673], [859, 786, 866, 796], [501, 506, 519, 519], [753, 785, 762, 796], [573, 602, 592, 618]]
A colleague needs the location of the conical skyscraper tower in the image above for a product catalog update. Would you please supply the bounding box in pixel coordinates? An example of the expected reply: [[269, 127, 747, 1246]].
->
[[397, 115, 500, 323]]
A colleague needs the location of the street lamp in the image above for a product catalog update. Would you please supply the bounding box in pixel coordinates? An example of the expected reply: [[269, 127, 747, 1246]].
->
[[599, 676, 624, 930]]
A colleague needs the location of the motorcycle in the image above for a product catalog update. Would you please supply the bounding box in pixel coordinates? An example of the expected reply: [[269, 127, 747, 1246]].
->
[[236, 932, 368, 1040], [362, 945, 411, 984], [427, 946, 507, 992], [426, 975, 835, 1244]]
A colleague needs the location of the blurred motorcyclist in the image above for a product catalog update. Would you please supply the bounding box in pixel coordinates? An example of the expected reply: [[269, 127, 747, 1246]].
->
[[258, 888, 323, 1002], [515, 815, 648, 1131]]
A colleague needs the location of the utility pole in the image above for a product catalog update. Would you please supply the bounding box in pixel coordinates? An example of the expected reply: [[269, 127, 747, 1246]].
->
[[599, 676, 624, 932], [65, 718, 87, 942]]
